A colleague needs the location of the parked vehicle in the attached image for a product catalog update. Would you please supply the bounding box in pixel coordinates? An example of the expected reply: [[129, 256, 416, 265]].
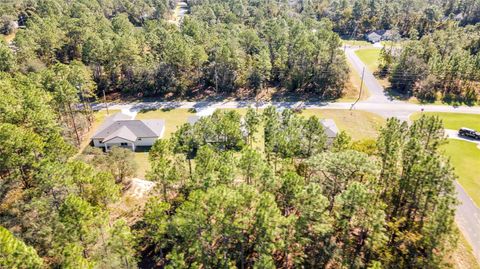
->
[[458, 128, 480, 139]]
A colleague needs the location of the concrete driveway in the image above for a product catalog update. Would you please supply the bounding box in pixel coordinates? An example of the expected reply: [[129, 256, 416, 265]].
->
[[445, 129, 480, 144]]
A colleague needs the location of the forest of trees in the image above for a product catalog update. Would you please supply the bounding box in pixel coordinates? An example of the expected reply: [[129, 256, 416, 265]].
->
[[0, 0, 476, 267], [1, 0, 479, 101], [0, 0, 350, 100], [299, 0, 480, 37], [380, 24, 480, 103], [0, 94, 459, 267]]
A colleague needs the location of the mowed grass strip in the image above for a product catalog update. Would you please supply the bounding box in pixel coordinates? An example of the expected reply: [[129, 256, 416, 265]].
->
[[135, 108, 195, 138], [133, 152, 150, 179], [341, 39, 372, 47], [301, 109, 385, 140], [355, 48, 382, 73], [354, 47, 391, 89], [442, 140, 480, 207], [340, 61, 371, 102], [448, 226, 480, 269], [222, 108, 385, 140], [411, 112, 480, 131]]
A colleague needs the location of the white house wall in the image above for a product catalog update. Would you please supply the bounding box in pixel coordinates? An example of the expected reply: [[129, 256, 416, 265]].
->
[[93, 139, 104, 147], [93, 137, 159, 149], [104, 137, 134, 144], [135, 137, 158, 146]]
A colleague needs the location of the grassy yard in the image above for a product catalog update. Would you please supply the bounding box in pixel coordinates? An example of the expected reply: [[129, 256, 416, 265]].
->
[[411, 112, 480, 131], [301, 109, 385, 140], [355, 48, 382, 72], [448, 227, 480, 269], [133, 152, 150, 179], [354, 48, 391, 89], [135, 108, 195, 138], [340, 61, 370, 102], [341, 39, 372, 47], [442, 140, 480, 207], [222, 108, 385, 141], [410, 112, 480, 206]]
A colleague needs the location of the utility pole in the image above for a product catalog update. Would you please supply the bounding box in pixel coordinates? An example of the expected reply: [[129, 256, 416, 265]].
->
[[103, 89, 109, 115], [351, 66, 365, 110]]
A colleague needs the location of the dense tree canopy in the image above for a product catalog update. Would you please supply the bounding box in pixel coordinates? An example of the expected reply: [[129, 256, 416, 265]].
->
[[381, 24, 480, 103], [0, 69, 462, 267], [137, 108, 458, 268], [0, 65, 135, 268], [0, 0, 473, 267], [1, 0, 352, 99]]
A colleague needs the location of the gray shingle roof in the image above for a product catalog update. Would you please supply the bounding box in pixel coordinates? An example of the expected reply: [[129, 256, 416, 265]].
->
[[93, 120, 165, 139], [92, 113, 165, 142], [321, 119, 339, 138], [366, 32, 382, 43], [103, 125, 138, 142], [94, 112, 134, 137], [188, 115, 202, 125]]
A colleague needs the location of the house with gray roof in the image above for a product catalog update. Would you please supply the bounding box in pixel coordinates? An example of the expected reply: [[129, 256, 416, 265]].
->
[[321, 119, 339, 143], [365, 29, 400, 43], [92, 112, 165, 151], [365, 32, 382, 43]]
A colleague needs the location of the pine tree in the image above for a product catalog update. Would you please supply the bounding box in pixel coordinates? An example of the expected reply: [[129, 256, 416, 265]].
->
[[0, 226, 43, 269]]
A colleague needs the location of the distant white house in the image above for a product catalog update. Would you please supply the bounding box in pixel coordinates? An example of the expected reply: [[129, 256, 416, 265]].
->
[[365, 29, 400, 43], [365, 32, 382, 43], [92, 112, 165, 151]]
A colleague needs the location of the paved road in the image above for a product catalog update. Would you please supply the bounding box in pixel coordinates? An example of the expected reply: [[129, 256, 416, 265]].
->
[[455, 181, 480, 260], [345, 46, 395, 104], [443, 129, 480, 260], [96, 100, 480, 122], [346, 44, 480, 260]]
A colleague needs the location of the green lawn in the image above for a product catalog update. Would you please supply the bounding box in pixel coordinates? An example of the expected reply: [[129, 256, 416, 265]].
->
[[135, 108, 195, 138], [354, 48, 391, 89], [411, 112, 480, 131], [410, 112, 480, 206], [301, 109, 385, 140], [341, 39, 372, 47], [340, 61, 370, 102], [442, 140, 480, 207], [355, 48, 382, 72], [223, 108, 385, 141], [448, 226, 480, 269], [133, 152, 150, 179]]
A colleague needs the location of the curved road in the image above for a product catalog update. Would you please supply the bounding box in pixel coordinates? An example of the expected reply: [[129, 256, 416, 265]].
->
[[93, 47, 480, 261], [345, 47, 394, 104]]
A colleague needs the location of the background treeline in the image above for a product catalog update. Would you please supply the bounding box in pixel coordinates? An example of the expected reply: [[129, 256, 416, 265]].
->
[[138, 108, 458, 268], [2, 0, 479, 100], [297, 0, 480, 38], [380, 24, 480, 103], [0, 0, 349, 100]]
